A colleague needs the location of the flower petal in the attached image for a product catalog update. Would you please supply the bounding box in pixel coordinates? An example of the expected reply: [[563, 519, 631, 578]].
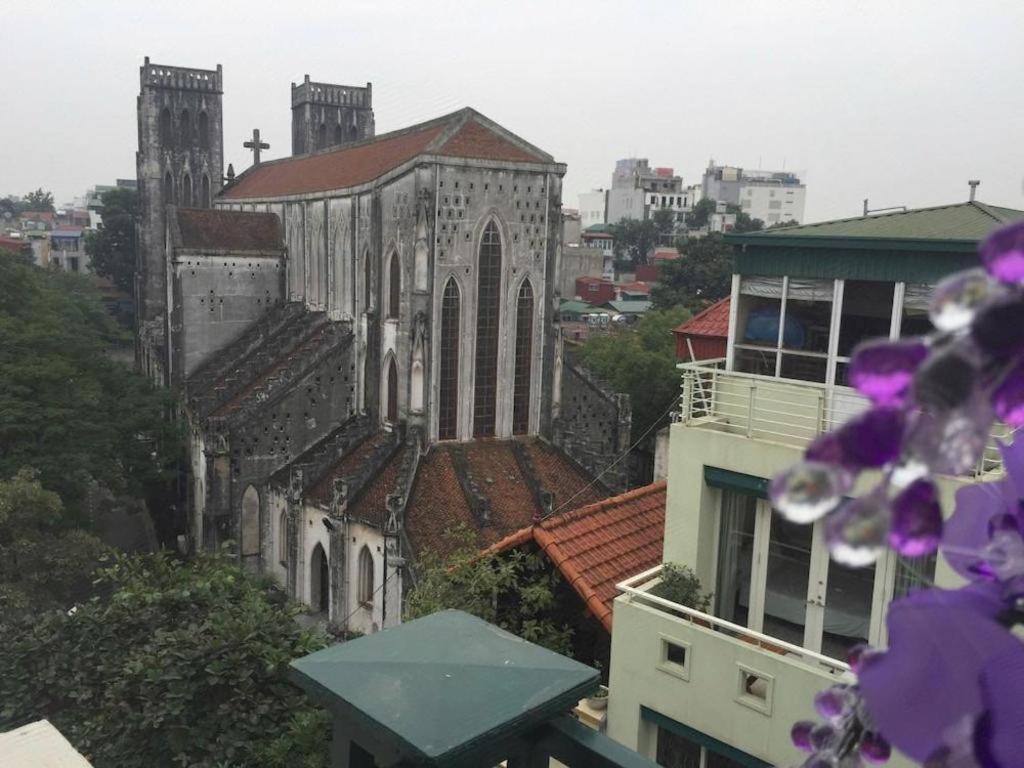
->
[[975, 646, 1024, 767], [942, 482, 1014, 580], [858, 583, 1015, 762]]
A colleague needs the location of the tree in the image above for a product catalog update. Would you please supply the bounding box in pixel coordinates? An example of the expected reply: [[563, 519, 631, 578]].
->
[[650, 234, 734, 312], [685, 197, 716, 229], [23, 188, 54, 212], [0, 469, 107, 618], [0, 551, 331, 768], [85, 188, 137, 293], [651, 207, 677, 243], [406, 527, 573, 655], [767, 219, 800, 230], [609, 217, 659, 265], [732, 211, 764, 233], [577, 307, 691, 436], [0, 249, 182, 523]]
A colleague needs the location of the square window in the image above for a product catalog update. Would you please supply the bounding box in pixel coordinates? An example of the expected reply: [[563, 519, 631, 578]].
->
[[735, 664, 774, 715], [656, 635, 691, 681]]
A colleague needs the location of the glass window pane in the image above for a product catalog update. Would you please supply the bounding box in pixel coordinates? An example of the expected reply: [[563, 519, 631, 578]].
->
[[834, 360, 850, 387], [656, 727, 702, 768], [900, 283, 933, 337], [734, 347, 777, 376], [707, 750, 747, 768], [737, 294, 782, 348], [782, 298, 832, 353], [893, 552, 936, 601], [779, 353, 827, 383], [821, 559, 875, 660], [763, 516, 813, 645], [715, 491, 757, 626], [839, 280, 895, 356]]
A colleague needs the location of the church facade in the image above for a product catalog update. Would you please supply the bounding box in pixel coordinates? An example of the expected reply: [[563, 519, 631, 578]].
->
[[136, 59, 630, 635]]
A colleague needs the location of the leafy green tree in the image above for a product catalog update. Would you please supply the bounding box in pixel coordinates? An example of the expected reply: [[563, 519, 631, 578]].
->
[[685, 197, 716, 229], [767, 219, 800, 230], [731, 210, 764, 233], [85, 188, 137, 293], [0, 551, 331, 768], [650, 234, 734, 311], [651, 207, 677, 243], [23, 188, 54, 212], [609, 217, 659, 265], [0, 250, 182, 521], [406, 527, 573, 655], [0, 469, 107, 617], [577, 307, 690, 436]]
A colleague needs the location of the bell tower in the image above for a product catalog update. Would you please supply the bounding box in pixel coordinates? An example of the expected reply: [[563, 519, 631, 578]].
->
[[291, 75, 374, 156], [135, 57, 224, 383]]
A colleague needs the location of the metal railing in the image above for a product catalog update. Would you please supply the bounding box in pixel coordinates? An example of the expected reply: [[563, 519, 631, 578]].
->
[[617, 565, 851, 677], [677, 360, 1005, 476]]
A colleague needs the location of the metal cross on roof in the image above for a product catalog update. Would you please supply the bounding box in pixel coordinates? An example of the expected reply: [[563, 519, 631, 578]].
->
[[243, 129, 269, 165]]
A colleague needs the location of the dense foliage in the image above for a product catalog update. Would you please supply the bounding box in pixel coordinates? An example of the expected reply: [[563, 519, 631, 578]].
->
[[650, 234, 734, 312], [0, 469, 107, 618], [0, 551, 331, 768], [85, 188, 138, 294], [577, 306, 690, 436], [609, 217, 661, 265], [0, 250, 181, 519], [651, 563, 712, 611], [21, 188, 55, 212], [406, 528, 573, 655]]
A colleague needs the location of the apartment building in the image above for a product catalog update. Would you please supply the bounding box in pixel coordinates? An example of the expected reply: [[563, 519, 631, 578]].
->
[[605, 200, 1024, 767], [703, 163, 806, 225]]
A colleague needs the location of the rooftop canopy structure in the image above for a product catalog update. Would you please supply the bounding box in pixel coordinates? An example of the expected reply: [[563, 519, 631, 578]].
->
[[290, 610, 657, 768]]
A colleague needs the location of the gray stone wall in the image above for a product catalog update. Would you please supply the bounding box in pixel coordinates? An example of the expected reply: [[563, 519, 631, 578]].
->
[[136, 59, 224, 383], [552, 349, 631, 492], [170, 249, 286, 381]]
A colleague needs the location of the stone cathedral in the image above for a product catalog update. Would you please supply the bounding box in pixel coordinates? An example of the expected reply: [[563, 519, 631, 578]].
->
[[135, 58, 631, 635]]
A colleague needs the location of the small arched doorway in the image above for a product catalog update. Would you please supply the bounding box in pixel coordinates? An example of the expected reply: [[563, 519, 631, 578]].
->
[[310, 543, 329, 614], [240, 485, 260, 556]]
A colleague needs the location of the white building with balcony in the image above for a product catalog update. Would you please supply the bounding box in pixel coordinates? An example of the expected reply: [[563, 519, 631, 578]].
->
[[605, 200, 1024, 768]]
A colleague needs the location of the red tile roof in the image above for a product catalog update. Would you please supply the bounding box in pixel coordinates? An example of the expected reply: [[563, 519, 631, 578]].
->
[[221, 109, 551, 200], [404, 439, 606, 558], [652, 247, 680, 261], [489, 481, 666, 631], [176, 208, 283, 251], [674, 296, 730, 339], [616, 281, 652, 294]]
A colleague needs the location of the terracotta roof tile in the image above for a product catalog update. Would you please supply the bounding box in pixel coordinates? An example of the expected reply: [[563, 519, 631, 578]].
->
[[674, 296, 730, 339], [346, 444, 406, 526], [436, 120, 545, 164], [307, 431, 394, 506], [404, 439, 605, 559], [489, 481, 666, 631], [176, 208, 283, 251], [221, 109, 552, 201]]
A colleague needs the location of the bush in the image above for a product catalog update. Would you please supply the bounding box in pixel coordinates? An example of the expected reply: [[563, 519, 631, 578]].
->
[[651, 563, 712, 611]]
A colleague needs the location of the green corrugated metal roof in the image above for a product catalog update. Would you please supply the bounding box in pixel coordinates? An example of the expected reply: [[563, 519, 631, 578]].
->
[[558, 300, 599, 315], [733, 201, 1024, 244], [607, 300, 653, 314]]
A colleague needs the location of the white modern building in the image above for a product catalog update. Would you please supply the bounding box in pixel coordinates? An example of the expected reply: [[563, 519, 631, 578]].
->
[[579, 189, 608, 228], [702, 163, 807, 226], [605, 200, 1024, 767]]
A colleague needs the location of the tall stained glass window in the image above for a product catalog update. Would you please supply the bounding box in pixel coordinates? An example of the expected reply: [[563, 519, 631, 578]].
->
[[473, 221, 501, 437], [386, 357, 398, 423], [438, 278, 460, 439], [387, 252, 400, 319], [512, 280, 534, 435]]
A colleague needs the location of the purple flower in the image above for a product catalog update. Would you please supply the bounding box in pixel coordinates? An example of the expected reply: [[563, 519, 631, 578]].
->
[[991, 360, 1024, 428], [942, 438, 1024, 597], [889, 479, 943, 556], [850, 339, 928, 406], [837, 406, 905, 469], [858, 582, 1023, 763], [980, 220, 1024, 285]]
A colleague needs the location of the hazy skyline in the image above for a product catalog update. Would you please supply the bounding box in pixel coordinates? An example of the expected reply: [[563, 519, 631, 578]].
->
[[3, 0, 1023, 222]]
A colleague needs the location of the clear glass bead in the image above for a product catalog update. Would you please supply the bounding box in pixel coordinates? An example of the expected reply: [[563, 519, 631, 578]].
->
[[929, 268, 1004, 332], [826, 495, 890, 567], [770, 462, 847, 524]]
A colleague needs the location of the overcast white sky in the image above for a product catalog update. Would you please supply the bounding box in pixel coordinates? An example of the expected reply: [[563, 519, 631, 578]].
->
[[2, 0, 1022, 222]]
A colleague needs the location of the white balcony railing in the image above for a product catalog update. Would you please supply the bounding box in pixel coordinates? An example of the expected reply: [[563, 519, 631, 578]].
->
[[617, 565, 850, 676], [677, 360, 1005, 477]]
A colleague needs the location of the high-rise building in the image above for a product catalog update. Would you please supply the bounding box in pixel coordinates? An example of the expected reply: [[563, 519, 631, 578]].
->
[[702, 162, 807, 225]]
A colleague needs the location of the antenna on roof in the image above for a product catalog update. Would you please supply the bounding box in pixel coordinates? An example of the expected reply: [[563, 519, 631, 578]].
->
[[862, 199, 908, 217], [968, 180, 981, 202]]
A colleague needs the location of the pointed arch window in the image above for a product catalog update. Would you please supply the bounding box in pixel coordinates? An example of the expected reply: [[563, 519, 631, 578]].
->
[[363, 251, 372, 312], [358, 546, 374, 605], [385, 357, 398, 423], [386, 252, 400, 319], [201, 174, 211, 208], [438, 280, 458, 442], [278, 510, 288, 565], [199, 111, 209, 149], [349, 122, 359, 141], [182, 173, 193, 207], [318, 123, 327, 150], [310, 543, 328, 613], [512, 280, 535, 435], [334, 123, 343, 145], [439, 277, 460, 440], [164, 172, 174, 204], [179, 109, 191, 146], [473, 221, 502, 437], [241, 485, 260, 556], [160, 108, 173, 147]]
